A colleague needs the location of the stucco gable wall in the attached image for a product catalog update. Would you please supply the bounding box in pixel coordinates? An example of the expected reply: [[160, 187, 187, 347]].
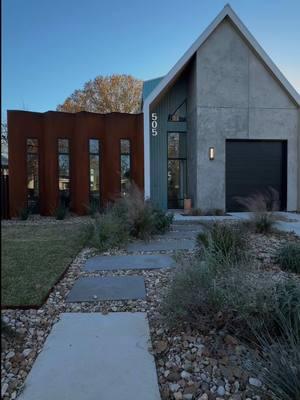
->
[[194, 18, 299, 211]]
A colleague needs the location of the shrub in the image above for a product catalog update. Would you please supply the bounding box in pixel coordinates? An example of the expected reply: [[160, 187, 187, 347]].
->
[[161, 259, 220, 329], [91, 213, 129, 252], [252, 309, 300, 400], [55, 203, 68, 220], [18, 207, 30, 220], [197, 222, 248, 268], [162, 249, 300, 336], [275, 243, 300, 273], [152, 208, 173, 234]]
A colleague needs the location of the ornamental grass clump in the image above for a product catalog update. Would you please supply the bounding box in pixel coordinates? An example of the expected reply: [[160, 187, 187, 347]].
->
[[112, 184, 173, 240], [250, 283, 300, 400], [197, 222, 248, 268], [274, 243, 300, 274], [235, 188, 279, 234]]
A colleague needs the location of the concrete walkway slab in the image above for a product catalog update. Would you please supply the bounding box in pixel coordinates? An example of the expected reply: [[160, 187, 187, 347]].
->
[[171, 224, 203, 231], [85, 254, 176, 272], [66, 276, 146, 302], [156, 230, 199, 239], [17, 313, 161, 400], [173, 214, 236, 222], [127, 239, 195, 253], [229, 212, 300, 236]]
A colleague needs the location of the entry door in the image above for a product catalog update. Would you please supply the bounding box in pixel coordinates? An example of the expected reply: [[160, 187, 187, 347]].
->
[[167, 132, 187, 209], [226, 140, 287, 211]]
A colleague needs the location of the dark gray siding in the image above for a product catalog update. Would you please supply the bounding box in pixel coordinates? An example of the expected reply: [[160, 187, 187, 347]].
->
[[150, 73, 188, 209]]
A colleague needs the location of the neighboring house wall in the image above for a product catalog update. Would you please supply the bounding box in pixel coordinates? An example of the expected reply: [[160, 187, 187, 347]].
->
[[195, 18, 299, 210], [8, 111, 144, 217]]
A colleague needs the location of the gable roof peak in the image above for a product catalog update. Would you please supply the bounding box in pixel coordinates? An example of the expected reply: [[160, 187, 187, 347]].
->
[[143, 4, 300, 107]]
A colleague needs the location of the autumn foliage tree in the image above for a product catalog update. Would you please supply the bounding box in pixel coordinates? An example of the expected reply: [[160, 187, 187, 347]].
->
[[57, 74, 142, 114]]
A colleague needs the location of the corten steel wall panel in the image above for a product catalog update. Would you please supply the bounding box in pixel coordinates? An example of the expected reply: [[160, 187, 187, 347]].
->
[[8, 111, 144, 217], [8, 111, 44, 216], [43, 112, 76, 214]]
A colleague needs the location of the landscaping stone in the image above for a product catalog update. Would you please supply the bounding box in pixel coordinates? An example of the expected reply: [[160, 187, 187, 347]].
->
[[84, 254, 176, 272], [127, 239, 195, 253], [17, 312, 161, 400], [66, 276, 146, 302]]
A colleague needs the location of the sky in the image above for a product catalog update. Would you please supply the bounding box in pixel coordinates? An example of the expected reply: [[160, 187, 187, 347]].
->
[[2, 0, 300, 121]]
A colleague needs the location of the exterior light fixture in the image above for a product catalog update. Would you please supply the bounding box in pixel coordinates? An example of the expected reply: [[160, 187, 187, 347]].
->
[[209, 147, 215, 160]]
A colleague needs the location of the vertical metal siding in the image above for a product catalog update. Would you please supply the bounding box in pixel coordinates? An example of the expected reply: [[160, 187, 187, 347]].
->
[[150, 75, 188, 209]]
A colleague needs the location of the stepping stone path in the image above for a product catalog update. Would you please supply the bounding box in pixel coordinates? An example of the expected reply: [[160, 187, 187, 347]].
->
[[18, 313, 161, 400], [127, 238, 195, 252], [19, 220, 200, 400], [85, 254, 176, 272], [66, 276, 146, 302]]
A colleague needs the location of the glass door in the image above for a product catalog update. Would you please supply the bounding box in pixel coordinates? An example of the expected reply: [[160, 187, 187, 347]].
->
[[167, 132, 187, 209]]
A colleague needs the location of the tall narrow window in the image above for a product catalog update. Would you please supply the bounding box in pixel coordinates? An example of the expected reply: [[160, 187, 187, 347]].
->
[[27, 138, 39, 212], [120, 139, 131, 195], [168, 100, 187, 122], [89, 139, 101, 208], [167, 132, 187, 209], [58, 139, 70, 207]]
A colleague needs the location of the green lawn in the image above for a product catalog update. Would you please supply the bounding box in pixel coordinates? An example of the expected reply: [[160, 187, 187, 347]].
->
[[1, 222, 91, 307]]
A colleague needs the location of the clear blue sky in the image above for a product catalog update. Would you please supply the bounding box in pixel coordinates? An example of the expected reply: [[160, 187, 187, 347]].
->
[[2, 0, 300, 121]]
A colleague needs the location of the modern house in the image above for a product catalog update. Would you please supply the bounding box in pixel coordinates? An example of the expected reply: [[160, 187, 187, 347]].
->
[[7, 4, 300, 217]]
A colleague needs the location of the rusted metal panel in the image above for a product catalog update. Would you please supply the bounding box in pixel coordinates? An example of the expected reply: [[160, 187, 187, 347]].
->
[[8, 110, 144, 217]]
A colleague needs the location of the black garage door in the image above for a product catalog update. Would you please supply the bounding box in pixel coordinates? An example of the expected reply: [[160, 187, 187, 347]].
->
[[226, 140, 287, 211]]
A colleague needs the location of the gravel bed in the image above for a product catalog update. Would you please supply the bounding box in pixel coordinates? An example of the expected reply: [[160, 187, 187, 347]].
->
[[1, 225, 299, 400]]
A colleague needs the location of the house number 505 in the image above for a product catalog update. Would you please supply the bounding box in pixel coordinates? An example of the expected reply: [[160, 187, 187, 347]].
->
[[151, 113, 158, 136]]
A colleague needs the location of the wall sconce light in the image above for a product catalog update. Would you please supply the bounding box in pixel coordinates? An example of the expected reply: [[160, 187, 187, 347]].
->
[[209, 147, 215, 160]]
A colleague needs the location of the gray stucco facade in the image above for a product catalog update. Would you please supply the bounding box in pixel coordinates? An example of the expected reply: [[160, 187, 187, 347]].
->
[[146, 10, 300, 211]]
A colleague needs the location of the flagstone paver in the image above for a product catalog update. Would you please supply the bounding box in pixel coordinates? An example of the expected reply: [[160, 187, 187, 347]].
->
[[127, 238, 195, 253], [66, 276, 146, 302], [85, 254, 176, 272], [17, 313, 161, 400]]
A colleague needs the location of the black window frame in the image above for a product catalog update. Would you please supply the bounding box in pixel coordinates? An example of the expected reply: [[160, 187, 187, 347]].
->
[[167, 131, 187, 209], [26, 137, 40, 213], [88, 138, 101, 209], [120, 138, 132, 195], [57, 138, 71, 208]]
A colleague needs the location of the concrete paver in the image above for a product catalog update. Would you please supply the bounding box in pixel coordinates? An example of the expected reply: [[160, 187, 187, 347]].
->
[[17, 313, 161, 400], [127, 239, 195, 253], [66, 276, 146, 302], [85, 254, 176, 272]]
